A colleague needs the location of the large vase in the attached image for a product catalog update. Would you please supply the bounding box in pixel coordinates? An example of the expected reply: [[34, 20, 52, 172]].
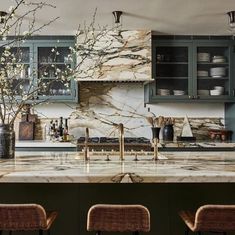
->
[[151, 127, 161, 140], [163, 124, 174, 141], [0, 124, 15, 159]]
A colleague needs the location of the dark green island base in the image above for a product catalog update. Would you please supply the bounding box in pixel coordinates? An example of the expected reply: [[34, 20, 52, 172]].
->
[[1, 184, 235, 235]]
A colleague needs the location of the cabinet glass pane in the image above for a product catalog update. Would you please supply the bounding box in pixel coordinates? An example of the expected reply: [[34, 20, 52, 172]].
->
[[0, 46, 31, 96], [155, 46, 188, 96], [197, 46, 229, 97], [37, 46, 72, 97], [38, 79, 71, 96]]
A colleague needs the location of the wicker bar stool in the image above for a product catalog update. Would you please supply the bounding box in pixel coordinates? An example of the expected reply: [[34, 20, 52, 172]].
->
[[179, 205, 235, 235], [0, 204, 58, 235], [87, 204, 150, 235]]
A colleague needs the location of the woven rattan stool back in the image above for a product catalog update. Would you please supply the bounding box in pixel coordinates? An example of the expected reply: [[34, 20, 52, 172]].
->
[[0, 203, 57, 234], [87, 204, 150, 234], [179, 204, 235, 234]]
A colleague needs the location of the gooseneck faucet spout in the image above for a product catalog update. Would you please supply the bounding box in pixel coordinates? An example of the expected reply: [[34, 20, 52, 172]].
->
[[118, 123, 124, 161], [84, 127, 89, 161]]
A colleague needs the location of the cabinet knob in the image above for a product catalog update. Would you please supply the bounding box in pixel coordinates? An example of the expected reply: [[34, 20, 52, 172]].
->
[[188, 95, 192, 99]]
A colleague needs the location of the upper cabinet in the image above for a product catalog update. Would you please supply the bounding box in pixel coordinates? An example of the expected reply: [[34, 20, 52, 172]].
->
[[0, 37, 78, 102], [145, 36, 235, 103], [34, 40, 77, 101]]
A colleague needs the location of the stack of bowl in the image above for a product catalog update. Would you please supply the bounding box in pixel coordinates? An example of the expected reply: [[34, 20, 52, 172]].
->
[[210, 67, 226, 78], [212, 56, 226, 63], [173, 90, 185, 96], [157, 88, 170, 96], [210, 86, 224, 96], [197, 70, 209, 77], [197, 53, 210, 62]]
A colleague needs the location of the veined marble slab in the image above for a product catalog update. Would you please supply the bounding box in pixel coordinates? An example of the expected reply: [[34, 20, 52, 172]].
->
[[1, 151, 235, 183], [75, 30, 151, 81], [16, 141, 76, 148]]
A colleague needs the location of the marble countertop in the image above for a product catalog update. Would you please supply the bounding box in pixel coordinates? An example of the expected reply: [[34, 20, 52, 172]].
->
[[1, 151, 235, 183], [16, 141, 76, 148], [15, 140, 235, 149]]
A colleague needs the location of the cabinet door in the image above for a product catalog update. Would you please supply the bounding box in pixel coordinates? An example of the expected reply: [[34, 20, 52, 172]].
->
[[152, 42, 193, 101], [33, 41, 77, 102], [193, 42, 232, 101], [0, 42, 33, 100]]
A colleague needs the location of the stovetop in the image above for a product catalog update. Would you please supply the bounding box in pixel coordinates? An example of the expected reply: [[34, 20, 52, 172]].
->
[[77, 137, 151, 144]]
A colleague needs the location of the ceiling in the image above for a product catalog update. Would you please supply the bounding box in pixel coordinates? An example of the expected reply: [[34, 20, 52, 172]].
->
[[2, 0, 235, 35]]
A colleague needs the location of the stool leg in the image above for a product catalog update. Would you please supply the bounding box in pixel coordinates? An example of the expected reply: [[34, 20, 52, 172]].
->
[[95, 231, 101, 235], [39, 230, 43, 235], [47, 230, 50, 235], [197, 232, 202, 235], [185, 227, 189, 235]]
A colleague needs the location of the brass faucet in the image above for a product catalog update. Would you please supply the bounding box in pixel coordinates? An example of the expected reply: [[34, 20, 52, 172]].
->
[[118, 123, 124, 161], [153, 137, 158, 160], [84, 127, 89, 161]]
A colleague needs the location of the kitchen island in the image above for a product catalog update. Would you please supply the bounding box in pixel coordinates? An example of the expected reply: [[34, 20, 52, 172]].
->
[[1, 151, 235, 183], [1, 151, 235, 235]]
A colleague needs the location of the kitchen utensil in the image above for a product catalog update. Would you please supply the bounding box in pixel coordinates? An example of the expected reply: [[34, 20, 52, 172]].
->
[[158, 116, 165, 127], [146, 117, 154, 127], [154, 117, 159, 127]]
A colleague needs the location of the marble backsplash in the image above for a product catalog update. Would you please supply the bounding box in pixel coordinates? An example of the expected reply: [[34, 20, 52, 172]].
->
[[76, 30, 151, 81], [18, 83, 224, 141]]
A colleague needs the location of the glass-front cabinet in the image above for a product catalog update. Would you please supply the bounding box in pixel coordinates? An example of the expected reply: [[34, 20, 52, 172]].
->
[[35, 41, 76, 100], [0, 44, 33, 97], [152, 42, 192, 100], [145, 36, 234, 103], [0, 37, 77, 102], [195, 43, 231, 100]]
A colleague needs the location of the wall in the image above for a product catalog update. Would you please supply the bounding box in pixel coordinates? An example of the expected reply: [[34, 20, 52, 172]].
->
[[30, 83, 224, 141]]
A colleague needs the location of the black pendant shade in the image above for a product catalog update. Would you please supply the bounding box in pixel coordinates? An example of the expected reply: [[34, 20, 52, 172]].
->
[[112, 11, 123, 24], [0, 11, 7, 24], [227, 11, 235, 28]]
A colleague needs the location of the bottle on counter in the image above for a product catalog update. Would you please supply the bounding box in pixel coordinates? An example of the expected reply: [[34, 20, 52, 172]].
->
[[49, 120, 54, 140], [58, 117, 64, 141], [54, 120, 59, 138], [63, 118, 69, 141]]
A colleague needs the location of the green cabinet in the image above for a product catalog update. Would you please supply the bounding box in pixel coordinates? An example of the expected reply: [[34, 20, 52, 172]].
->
[[145, 36, 235, 103], [0, 37, 78, 102]]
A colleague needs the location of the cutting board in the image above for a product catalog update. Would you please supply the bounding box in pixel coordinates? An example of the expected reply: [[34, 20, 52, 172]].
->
[[19, 120, 35, 140]]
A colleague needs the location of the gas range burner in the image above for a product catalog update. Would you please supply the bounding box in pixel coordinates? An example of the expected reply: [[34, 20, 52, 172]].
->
[[77, 137, 151, 151], [77, 137, 150, 144]]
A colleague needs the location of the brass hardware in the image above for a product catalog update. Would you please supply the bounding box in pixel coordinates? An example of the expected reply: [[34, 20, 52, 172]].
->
[[118, 123, 125, 161]]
